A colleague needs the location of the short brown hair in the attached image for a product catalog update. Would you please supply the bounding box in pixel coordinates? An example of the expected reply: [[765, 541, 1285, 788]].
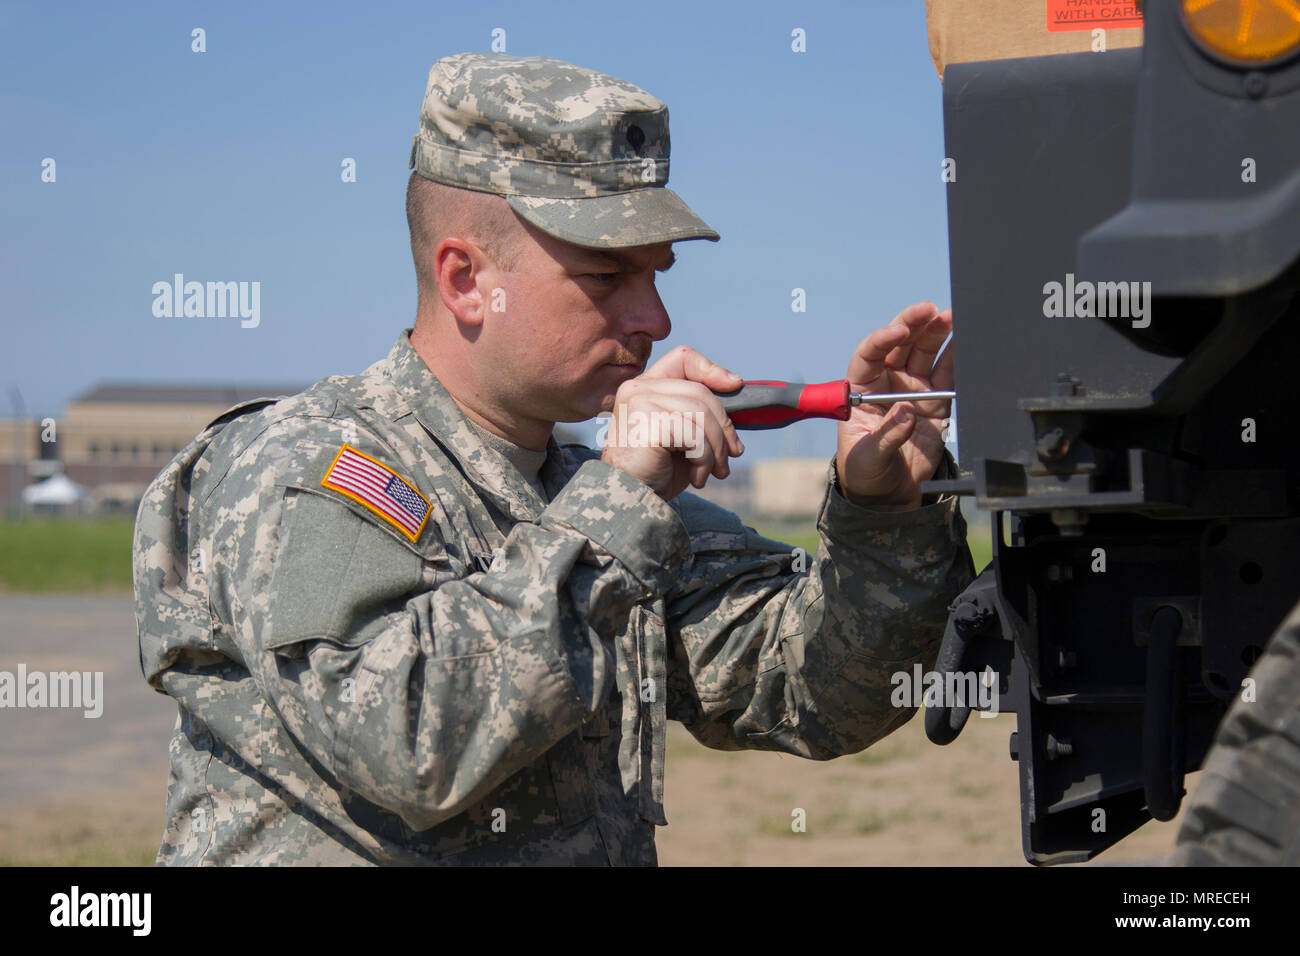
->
[[405, 173, 525, 297]]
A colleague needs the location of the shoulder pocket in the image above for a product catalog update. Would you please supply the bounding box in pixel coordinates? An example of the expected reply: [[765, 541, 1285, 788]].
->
[[263, 488, 423, 652]]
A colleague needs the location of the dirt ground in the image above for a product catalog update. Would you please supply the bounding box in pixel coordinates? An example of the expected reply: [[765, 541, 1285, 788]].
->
[[0, 769, 164, 867], [657, 713, 1188, 866], [0, 715, 1189, 867]]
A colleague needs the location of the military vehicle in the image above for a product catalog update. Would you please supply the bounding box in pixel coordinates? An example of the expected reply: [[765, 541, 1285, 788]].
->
[[922, 0, 1300, 864]]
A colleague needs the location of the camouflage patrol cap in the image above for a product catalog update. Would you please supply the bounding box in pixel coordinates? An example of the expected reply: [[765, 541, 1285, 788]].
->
[[409, 52, 720, 250]]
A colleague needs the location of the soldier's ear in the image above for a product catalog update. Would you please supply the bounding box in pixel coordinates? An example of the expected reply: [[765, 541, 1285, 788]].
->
[[434, 238, 488, 326]]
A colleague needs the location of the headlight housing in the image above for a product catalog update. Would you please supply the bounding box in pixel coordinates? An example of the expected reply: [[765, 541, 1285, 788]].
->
[[1181, 0, 1300, 65]]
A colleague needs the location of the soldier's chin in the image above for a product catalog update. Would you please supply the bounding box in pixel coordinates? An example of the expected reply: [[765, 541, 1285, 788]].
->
[[550, 393, 616, 423]]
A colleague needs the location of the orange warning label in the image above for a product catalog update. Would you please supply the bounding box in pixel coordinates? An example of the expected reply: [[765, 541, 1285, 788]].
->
[[1047, 0, 1144, 32]]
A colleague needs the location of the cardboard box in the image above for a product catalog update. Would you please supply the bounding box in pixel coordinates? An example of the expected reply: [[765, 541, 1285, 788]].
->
[[927, 0, 1144, 80]]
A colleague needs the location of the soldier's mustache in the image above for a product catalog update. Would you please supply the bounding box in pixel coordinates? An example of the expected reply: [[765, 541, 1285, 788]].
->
[[611, 342, 652, 368]]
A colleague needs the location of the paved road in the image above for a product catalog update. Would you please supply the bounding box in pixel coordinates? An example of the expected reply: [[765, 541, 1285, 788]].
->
[[0, 594, 176, 805]]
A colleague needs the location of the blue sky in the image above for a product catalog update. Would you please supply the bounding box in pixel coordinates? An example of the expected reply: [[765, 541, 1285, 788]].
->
[[1, 0, 953, 461]]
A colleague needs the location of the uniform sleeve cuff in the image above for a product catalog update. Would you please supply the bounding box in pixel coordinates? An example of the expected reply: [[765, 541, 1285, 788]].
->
[[540, 459, 692, 594], [818, 452, 965, 543]]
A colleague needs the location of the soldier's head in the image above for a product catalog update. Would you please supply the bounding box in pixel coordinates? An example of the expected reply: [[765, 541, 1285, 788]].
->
[[404, 53, 718, 441]]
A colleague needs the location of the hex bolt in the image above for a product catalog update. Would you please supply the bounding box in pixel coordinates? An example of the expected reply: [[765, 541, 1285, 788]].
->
[[1046, 734, 1073, 759], [1053, 373, 1081, 397]]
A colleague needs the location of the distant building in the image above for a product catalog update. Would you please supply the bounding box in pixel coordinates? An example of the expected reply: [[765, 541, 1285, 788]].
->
[[683, 462, 753, 515], [60, 383, 306, 513], [10, 383, 852, 522], [751, 457, 829, 520]]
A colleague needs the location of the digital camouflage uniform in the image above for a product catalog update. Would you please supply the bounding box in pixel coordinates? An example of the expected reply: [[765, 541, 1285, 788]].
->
[[132, 52, 975, 865]]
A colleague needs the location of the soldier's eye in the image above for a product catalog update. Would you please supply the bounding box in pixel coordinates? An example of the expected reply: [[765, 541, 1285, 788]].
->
[[586, 273, 620, 283]]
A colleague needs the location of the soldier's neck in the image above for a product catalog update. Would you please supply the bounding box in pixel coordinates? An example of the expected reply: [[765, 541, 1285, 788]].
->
[[411, 319, 553, 451]]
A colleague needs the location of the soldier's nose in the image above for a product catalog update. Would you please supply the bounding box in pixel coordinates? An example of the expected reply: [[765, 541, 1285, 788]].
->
[[622, 287, 671, 341]]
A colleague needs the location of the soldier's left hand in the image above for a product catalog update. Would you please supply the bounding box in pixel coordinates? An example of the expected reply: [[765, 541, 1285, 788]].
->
[[836, 302, 954, 510]]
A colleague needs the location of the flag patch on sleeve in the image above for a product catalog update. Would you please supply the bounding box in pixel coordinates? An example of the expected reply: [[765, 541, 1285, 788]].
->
[[321, 444, 431, 542]]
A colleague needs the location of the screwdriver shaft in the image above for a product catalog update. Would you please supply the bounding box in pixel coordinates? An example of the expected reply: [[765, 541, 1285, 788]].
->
[[850, 390, 956, 406]]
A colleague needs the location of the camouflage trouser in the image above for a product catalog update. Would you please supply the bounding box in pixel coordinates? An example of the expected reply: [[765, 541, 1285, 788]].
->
[[1172, 597, 1300, 866]]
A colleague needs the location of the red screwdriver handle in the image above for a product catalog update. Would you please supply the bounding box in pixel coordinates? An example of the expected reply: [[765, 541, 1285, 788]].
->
[[714, 379, 851, 430]]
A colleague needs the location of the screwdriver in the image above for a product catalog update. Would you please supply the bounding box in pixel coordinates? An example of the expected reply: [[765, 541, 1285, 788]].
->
[[712, 379, 956, 430]]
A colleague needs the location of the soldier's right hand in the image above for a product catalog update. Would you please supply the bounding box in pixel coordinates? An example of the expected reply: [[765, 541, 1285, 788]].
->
[[600, 345, 746, 501]]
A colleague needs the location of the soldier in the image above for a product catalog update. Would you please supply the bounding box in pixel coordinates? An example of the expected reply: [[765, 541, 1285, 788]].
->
[[133, 52, 973, 865]]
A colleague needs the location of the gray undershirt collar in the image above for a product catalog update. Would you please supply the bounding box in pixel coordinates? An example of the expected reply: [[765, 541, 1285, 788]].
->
[[463, 416, 550, 500]]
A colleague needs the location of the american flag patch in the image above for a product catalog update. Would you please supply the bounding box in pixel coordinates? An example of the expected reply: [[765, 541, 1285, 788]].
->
[[321, 445, 431, 542]]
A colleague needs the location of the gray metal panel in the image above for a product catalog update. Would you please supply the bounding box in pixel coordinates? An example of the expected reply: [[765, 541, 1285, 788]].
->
[[944, 48, 1183, 474], [1079, 0, 1300, 295]]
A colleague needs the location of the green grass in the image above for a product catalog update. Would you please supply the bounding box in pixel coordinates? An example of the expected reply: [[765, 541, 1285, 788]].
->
[[754, 522, 993, 575], [853, 808, 917, 834], [756, 814, 805, 837], [0, 518, 136, 593], [751, 526, 821, 556], [0, 510, 987, 596]]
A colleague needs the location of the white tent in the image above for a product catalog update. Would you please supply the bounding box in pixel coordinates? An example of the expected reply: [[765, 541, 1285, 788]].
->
[[22, 473, 88, 507]]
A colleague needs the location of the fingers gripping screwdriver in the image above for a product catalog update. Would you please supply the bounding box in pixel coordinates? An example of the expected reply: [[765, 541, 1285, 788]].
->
[[712, 379, 956, 430]]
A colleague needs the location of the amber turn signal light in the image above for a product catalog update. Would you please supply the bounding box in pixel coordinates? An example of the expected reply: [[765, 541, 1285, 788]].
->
[[1182, 0, 1300, 64]]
